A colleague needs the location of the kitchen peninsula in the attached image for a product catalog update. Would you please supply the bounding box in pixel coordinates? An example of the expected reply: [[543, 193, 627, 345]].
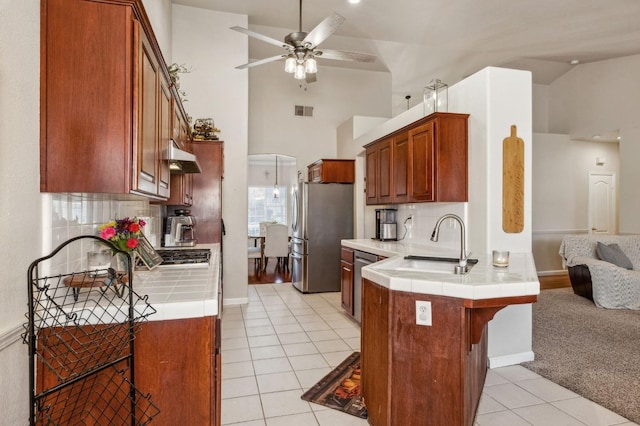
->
[[133, 243, 222, 426], [342, 239, 539, 426]]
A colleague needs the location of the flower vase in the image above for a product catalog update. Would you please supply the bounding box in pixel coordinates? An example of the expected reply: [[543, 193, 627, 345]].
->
[[112, 251, 131, 273]]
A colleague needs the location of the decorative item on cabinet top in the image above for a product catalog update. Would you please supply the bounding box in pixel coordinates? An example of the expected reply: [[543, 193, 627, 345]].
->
[[423, 78, 448, 116], [193, 118, 221, 140], [168, 62, 191, 103]]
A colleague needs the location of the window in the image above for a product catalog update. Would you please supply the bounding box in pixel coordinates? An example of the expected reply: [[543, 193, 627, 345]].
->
[[248, 185, 287, 235]]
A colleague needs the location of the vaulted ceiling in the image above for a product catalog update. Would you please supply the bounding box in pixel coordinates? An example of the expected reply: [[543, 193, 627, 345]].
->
[[174, 0, 640, 104]]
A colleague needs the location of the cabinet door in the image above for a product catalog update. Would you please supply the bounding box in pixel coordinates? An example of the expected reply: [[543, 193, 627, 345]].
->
[[135, 317, 216, 425], [134, 27, 161, 196], [40, 0, 133, 193], [409, 121, 435, 202], [392, 132, 410, 203], [173, 105, 184, 149], [158, 75, 172, 198], [190, 142, 224, 243], [365, 147, 379, 205], [164, 173, 192, 206], [309, 164, 322, 182], [341, 260, 354, 316], [377, 138, 394, 204]]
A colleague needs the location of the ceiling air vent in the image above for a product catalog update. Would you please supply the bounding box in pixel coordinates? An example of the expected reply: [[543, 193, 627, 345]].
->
[[294, 105, 314, 117]]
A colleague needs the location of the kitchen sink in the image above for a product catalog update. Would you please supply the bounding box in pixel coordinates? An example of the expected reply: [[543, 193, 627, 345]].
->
[[385, 255, 478, 274]]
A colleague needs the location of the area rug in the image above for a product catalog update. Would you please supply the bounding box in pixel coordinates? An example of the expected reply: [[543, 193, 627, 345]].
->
[[521, 288, 640, 423], [301, 351, 368, 419]]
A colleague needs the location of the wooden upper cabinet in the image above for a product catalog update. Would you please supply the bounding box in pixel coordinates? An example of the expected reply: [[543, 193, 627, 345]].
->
[[365, 147, 379, 205], [377, 138, 394, 204], [308, 159, 355, 183], [157, 75, 172, 198], [409, 121, 435, 202], [364, 112, 469, 205], [365, 138, 392, 204], [392, 132, 410, 203], [40, 0, 179, 199], [190, 141, 224, 244], [134, 26, 161, 196]]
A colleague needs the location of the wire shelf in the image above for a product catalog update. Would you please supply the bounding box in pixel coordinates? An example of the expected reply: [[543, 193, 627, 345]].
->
[[34, 365, 159, 426], [24, 235, 159, 425]]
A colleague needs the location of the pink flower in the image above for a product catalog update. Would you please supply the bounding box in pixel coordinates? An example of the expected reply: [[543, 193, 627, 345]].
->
[[100, 227, 116, 240]]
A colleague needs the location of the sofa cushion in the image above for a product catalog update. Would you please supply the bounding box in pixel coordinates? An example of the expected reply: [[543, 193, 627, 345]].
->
[[596, 242, 633, 270]]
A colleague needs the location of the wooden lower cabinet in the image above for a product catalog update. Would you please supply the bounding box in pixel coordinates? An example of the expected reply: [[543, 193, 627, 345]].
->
[[341, 261, 354, 316], [361, 279, 535, 426], [135, 316, 221, 426]]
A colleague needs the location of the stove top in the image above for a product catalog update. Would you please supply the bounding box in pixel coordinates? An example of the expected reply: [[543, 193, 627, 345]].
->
[[156, 248, 211, 267]]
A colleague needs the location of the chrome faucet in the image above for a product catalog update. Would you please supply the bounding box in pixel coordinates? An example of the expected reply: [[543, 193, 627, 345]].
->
[[430, 214, 469, 274]]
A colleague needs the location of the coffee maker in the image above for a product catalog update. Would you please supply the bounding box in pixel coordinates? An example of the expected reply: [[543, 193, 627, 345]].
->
[[375, 208, 397, 241], [164, 209, 197, 247]]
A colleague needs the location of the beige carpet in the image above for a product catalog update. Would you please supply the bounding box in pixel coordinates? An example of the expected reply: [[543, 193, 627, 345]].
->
[[521, 288, 640, 423]]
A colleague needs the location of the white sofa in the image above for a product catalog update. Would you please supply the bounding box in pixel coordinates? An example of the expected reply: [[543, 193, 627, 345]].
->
[[559, 234, 640, 310]]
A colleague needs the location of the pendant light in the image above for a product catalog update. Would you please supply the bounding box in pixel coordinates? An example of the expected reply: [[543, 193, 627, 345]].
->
[[273, 156, 280, 198]]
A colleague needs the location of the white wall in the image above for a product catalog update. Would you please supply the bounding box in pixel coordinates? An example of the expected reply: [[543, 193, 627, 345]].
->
[[172, 5, 249, 304], [142, 0, 172, 62], [547, 54, 640, 234], [532, 133, 620, 272], [0, 0, 40, 422], [248, 61, 391, 174]]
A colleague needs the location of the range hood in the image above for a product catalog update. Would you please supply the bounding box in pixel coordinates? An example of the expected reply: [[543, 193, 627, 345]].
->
[[164, 140, 201, 174]]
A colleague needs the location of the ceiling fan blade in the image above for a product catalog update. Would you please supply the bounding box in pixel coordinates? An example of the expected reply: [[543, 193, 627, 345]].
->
[[317, 49, 377, 63], [235, 55, 288, 70], [230, 26, 292, 49], [302, 13, 345, 48], [305, 73, 317, 84]]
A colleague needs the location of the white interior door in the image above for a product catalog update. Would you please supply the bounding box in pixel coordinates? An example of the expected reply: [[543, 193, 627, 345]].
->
[[588, 172, 616, 235]]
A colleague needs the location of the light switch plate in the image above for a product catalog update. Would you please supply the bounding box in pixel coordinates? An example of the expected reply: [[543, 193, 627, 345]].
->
[[415, 300, 432, 326]]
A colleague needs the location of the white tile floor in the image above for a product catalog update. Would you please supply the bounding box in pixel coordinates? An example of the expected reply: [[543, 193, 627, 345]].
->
[[221, 284, 637, 426]]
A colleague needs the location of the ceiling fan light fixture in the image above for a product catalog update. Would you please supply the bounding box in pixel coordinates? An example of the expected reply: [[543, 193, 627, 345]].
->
[[294, 63, 306, 80], [284, 57, 296, 73], [305, 57, 317, 73]]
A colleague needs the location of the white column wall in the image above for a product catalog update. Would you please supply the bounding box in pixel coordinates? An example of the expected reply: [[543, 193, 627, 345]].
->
[[451, 67, 534, 367], [172, 5, 249, 304]]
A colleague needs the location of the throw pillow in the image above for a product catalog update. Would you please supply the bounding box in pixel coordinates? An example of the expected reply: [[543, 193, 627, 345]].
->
[[596, 242, 634, 270]]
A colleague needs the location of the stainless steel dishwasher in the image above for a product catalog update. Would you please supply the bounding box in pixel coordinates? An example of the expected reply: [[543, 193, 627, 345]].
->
[[353, 250, 378, 323]]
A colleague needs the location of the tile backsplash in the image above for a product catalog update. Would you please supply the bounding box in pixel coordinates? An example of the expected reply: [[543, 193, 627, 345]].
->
[[393, 202, 467, 250], [42, 193, 160, 275]]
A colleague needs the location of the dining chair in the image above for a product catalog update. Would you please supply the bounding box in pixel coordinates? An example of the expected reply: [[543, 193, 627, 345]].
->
[[248, 237, 262, 269], [259, 221, 275, 236], [263, 223, 289, 271]]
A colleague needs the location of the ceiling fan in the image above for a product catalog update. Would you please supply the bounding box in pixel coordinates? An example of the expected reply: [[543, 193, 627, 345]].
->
[[231, 0, 376, 83]]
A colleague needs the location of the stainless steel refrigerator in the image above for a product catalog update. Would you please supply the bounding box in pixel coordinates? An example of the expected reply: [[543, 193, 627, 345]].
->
[[291, 182, 354, 293]]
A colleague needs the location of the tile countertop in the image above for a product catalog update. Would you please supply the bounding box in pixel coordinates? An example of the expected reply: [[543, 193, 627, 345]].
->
[[342, 239, 540, 300], [132, 243, 221, 321]]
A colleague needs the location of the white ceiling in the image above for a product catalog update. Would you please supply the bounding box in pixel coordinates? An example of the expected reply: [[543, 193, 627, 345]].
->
[[173, 0, 640, 100]]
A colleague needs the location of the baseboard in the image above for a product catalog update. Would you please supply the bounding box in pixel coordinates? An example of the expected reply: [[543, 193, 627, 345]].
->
[[489, 351, 535, 368], [537, 270, 568, 277], [223, 297, 249, 306]]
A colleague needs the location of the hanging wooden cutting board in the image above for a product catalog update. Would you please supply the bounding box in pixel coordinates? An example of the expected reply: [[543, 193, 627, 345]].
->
[[502, 125, 524, 233]]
